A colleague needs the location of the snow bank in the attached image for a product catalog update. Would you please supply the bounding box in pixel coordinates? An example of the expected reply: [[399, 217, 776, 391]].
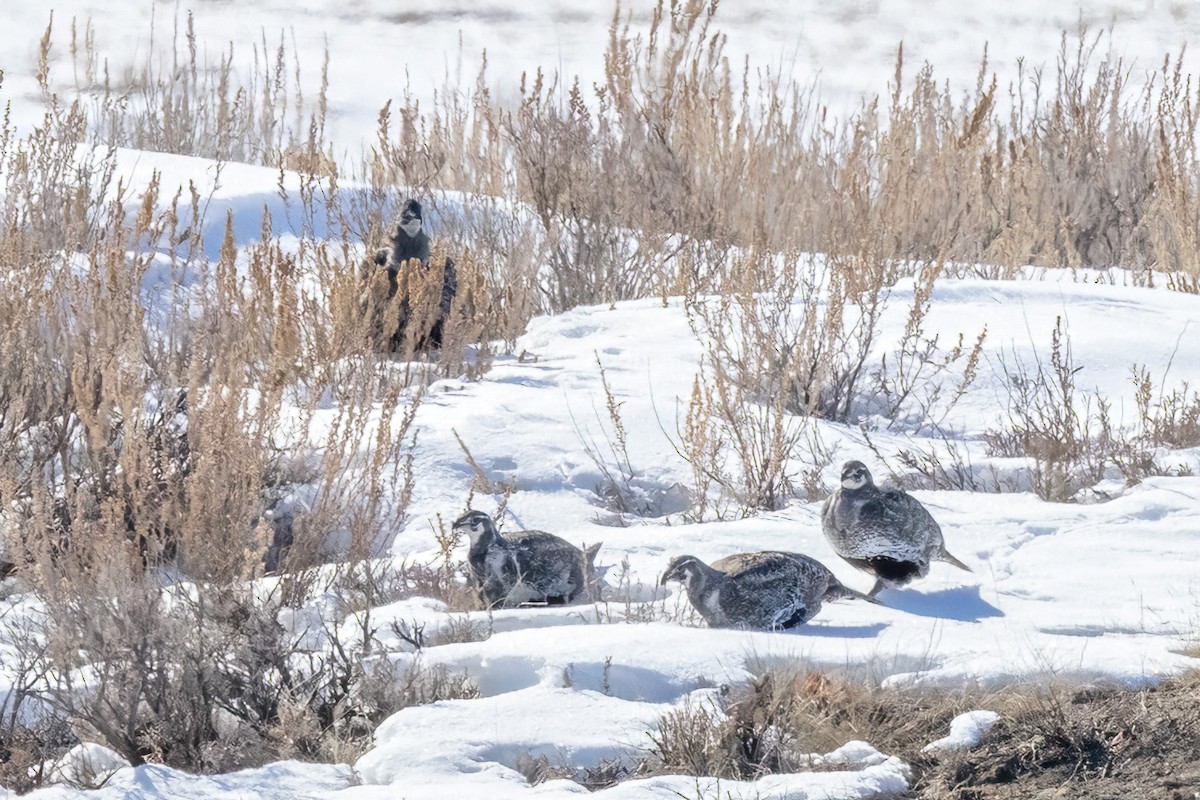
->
[[45, 744, 129, 788], [18, 761, 355, 799], [923, 710, 1001, 753]]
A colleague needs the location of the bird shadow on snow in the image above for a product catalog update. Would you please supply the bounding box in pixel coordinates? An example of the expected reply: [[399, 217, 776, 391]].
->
[[877, 585, 1003, 622], [568, 661, 706, 703], [791, 622, 889, 639]]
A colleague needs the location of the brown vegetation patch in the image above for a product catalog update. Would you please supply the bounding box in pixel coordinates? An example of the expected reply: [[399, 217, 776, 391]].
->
[[632, 668, 1200, 800], [919, 672, 1200, 799]]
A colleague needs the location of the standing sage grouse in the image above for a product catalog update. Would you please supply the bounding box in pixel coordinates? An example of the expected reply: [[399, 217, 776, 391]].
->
[[660, 551, 876, 630], [366, 199, 458, 351], [821, 460, 971, 596], [453, 511, 601, 609]]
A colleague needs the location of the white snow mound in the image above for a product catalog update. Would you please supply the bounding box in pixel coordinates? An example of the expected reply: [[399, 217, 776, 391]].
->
[[923, 710, 1001, 753]]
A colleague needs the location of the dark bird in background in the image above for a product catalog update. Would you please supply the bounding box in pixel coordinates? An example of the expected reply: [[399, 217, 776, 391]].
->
[[374, 199, 431, 267], [453, 511, 602, 609], [821, 460, 972, 596], [368, 199, 457, 350], [660, 550, 876, 630]]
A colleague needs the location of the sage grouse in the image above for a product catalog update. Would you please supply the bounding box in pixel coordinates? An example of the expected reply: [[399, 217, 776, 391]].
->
[[367, 199, 457, 350], [660, 551, 875, 630], [821, 460, 971, 596], [453, 511, 601, 608]]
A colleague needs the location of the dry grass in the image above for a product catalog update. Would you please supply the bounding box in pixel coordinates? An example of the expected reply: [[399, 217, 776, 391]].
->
[[673, 250, 983, 516], [988, 318, 1200, 501], [634, 667, 1200, 799], [987, 317, 1111, 501], [39, 1, 1200, 318], [22, 3, 1200, 326], [62, 12, 331, 167], [0, 21, 508, 782], [352, 6, 1200, 300]]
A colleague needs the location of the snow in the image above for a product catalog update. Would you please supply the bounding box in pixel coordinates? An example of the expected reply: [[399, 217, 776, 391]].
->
[[44, 744, 129, 788], [922, 710, 1001, 753], [353, 699, 914, 800], [5, 2, 1200, 798], [816, 741, 890, 769], [353, 684, 670, 792], [14, 761, 356, 800], [587, 760, 912, 800]]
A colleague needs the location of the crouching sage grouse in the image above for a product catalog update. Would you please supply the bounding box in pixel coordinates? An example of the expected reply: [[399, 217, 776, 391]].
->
[[660, 551, 876, 630], [453, 511, 602, 608], [821, 460, 971, 596]]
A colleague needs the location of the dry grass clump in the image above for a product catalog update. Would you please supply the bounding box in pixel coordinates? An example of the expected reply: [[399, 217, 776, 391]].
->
[[857, 428, 1011, 494], [917, 671, 1200, 799], [987, 317, 1111, 502], [0, 574, 477, 778], [677, 305, 807, 516], [674, 251, 983, 516], [635, 668, 1200, 799], [0, 611, 75, 793], [1108, 365, 1200, 484], [330, 520, 485, 622], [988, 318, 1200, 501], [643, 669, 968, 780], [58, 13, 332, 167], [515, 751, 630, 791], [0, 718, 75, 794]]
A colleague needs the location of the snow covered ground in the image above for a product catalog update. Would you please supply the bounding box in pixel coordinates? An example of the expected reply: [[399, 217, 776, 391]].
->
[[3, 150, 1200, 798], [4, 2, 1200, 798]]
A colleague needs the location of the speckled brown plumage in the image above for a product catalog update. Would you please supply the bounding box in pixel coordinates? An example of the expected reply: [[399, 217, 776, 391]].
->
[[821, 461, 971, 595], [453, 511, 601, 608], [661, 551, 874, 630]]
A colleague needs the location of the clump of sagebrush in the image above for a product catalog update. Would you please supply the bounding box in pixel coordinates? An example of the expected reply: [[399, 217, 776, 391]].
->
[[863, 431, 1012, 494], [675, 248, 980, 517], [987, 317, 1112, 501], [987, 318, 1200, 500], [0, 64, 495, 775], [1107, 364, 1200, 484], [916, 671, 1200, 798], [674, 249, 825, 518], [516, 751, 631, 791], [0, 612, 76, 793], [641, 669, 971, 780]]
